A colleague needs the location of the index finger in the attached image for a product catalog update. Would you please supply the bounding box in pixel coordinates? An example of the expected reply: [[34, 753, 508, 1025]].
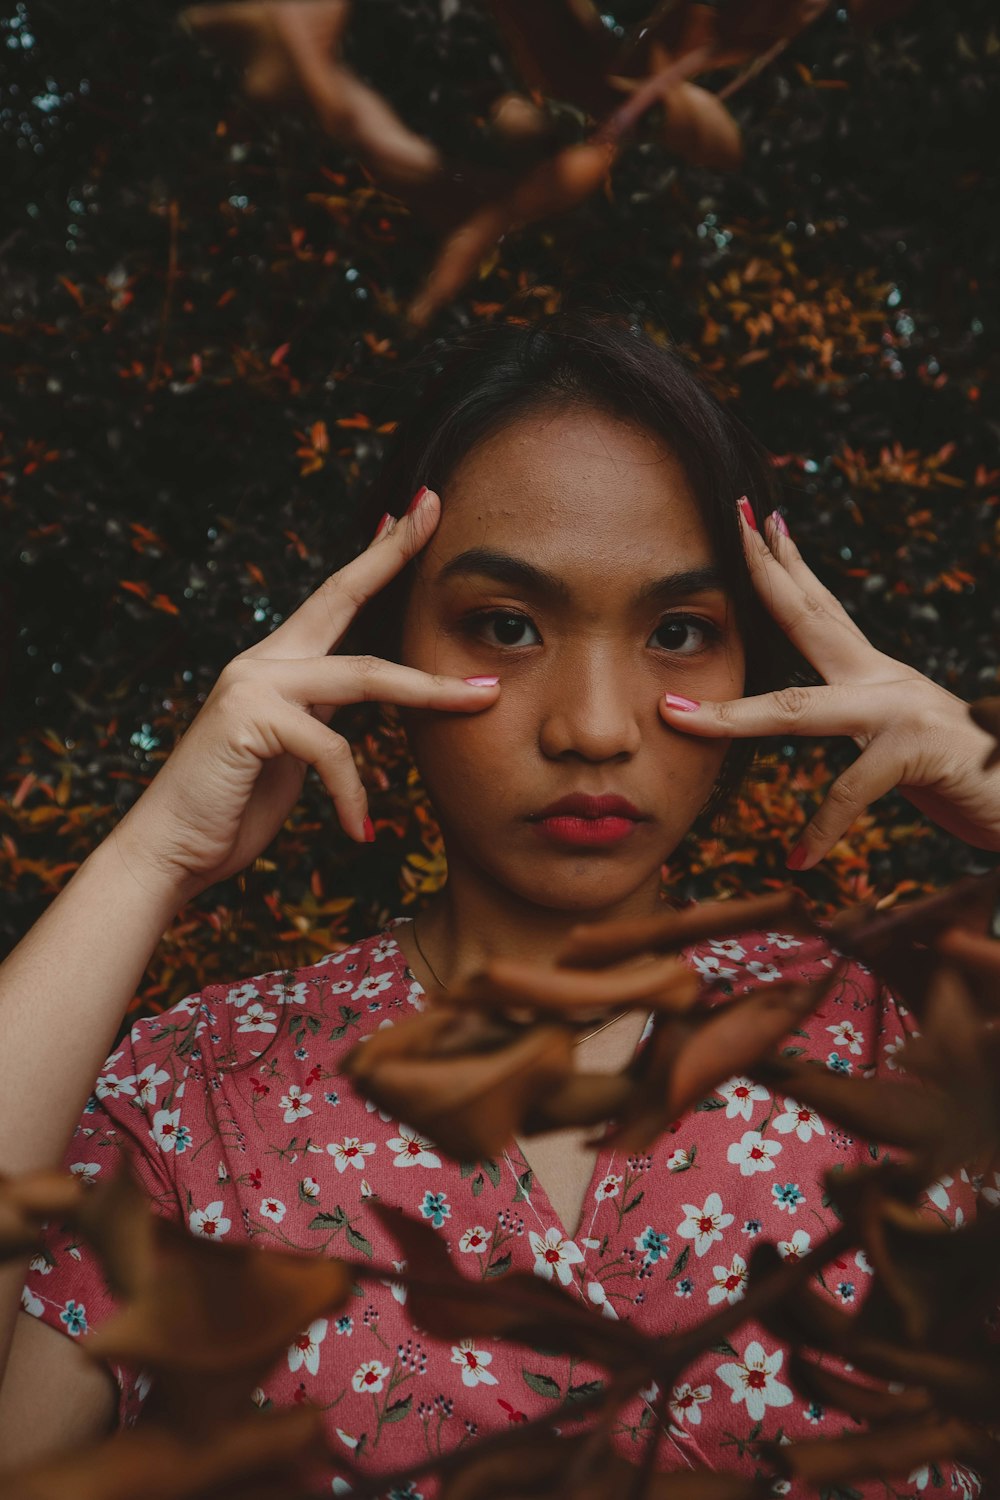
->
[[247, 485, 439, 661], [740, 505, 870, 682]]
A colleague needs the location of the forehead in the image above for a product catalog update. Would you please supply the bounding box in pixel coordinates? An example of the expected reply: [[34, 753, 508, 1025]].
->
[[434, 404, 713, 570]]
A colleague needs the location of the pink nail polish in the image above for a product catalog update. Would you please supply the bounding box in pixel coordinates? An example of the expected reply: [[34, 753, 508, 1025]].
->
[[373, 512, 393, 540], [464, 676, 499, 687], [769, 510, 790, 537], [786, 844, 807, 870], [737, 496, 758, 532], [363, 816, 376, 843], [663, 693, 699, 712], [405, 484, 429, 516]]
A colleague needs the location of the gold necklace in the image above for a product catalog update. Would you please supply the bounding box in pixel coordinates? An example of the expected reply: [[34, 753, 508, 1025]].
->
[[410, 918, 630, 1046]]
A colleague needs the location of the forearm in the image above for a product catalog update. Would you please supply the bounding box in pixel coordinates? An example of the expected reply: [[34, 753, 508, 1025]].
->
[[0, 830, 187, 1175]]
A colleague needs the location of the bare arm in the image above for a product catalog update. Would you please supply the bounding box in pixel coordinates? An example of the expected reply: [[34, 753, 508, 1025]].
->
[[0, 832, 188, 1455], [0, 490, 498, 1465]]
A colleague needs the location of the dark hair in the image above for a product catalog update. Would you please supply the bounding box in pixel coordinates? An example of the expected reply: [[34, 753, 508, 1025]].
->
[[346, 308, 800, 814]]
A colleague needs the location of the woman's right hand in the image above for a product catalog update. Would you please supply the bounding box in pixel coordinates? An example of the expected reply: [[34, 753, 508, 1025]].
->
[[110, 487, 500, 902]]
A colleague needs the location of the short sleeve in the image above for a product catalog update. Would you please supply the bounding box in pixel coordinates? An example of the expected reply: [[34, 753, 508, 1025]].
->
[[20, 992, 203, 1426]]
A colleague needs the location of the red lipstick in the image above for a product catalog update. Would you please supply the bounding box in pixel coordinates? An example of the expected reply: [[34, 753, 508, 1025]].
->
[[529, 794, 645, 848]]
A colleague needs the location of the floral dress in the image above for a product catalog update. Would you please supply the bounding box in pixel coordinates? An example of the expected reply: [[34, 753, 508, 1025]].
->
[[21, 919, 984, 1499]]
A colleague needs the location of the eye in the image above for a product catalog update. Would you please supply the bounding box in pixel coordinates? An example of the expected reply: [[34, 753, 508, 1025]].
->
[[648, 616, 717, 655], [470, 610, 542, 648]]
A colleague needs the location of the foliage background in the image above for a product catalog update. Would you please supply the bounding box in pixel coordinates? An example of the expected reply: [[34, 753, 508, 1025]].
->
[[2, 0, 999, 1028]]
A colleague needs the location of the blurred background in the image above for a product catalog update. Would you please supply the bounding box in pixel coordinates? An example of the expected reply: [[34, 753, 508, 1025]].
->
[[2, 0, 998, 1025]]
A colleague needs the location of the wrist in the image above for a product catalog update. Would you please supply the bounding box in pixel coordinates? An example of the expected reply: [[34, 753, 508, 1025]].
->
[[92, 824, 202, 916]]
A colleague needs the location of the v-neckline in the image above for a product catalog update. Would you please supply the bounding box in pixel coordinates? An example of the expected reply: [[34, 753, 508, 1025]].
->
[[381, 921, 654, 1248]]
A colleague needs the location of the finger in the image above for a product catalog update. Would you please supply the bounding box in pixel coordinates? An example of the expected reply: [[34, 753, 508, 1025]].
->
[[738, 504, 872, 681], [245, 655, 501, 713], [762, 511, 869, 647], [660, 680, 896, 741], [264, 700, 374, 843], [248, 485, 441, 660], [787, 737, 903, 871]]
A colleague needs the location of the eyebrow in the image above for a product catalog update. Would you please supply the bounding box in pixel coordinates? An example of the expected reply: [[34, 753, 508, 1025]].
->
[[436, 548, 729, 606]]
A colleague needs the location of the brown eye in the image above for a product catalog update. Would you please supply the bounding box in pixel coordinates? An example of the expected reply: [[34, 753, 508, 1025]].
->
[[477, 611, 541, 648], [649, 617, 712, 654]]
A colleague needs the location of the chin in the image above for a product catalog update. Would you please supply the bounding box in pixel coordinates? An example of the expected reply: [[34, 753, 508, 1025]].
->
[[491, 858, 665, 916]]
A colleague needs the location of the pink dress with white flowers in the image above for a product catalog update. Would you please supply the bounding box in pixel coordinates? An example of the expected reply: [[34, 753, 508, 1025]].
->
[[21, 920, 983, 1499]]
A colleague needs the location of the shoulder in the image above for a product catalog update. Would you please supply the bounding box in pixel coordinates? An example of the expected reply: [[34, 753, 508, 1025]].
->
[[162, 925, 422, 1071]]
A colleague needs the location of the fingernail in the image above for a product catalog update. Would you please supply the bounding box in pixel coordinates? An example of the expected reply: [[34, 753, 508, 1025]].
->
[[405, 484, 429, 516], [363, 815, 376, 843], [786, 844, 807, 870], [737, 496, 758, 532], [464, 676, 499, 687], [373, 512, 394, 541], [769, 510, 790, 537], [663, 693, 699, 711]]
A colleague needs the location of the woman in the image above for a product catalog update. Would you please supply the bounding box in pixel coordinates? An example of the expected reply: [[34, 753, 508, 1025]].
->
[[1, 312, 997, 1495]]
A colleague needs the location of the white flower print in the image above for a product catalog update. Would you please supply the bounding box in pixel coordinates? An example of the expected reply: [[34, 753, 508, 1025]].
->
[[327, 1138, 376, 1173], [69, 1163, 100, 1184], [594, 1173, 623, 1200], [288, 1318, 328, 1376], [883, 1037, 905, 1071], [716, 1339, 793, 1422], [707, 1253, 747, 1306], [745, 961, 782, 983], [827, 1019, 863, 1056], [709, 939, 746, 960], [926, 1174, 953, 1212], [765, 932, 801, 950], [691, 953, 737, 981], [27, 1253, 52, 1276], [259, 1197, 286, 1223], [529, 1227, 584, 1286], [980, 1172, 1000, 1207], [21, 1287, 44, 1317], [387, 1127, 441, 1168], [300, 1176, 320, 1201], [280, 1085, 313, 1124], [95, 1072, 136, 1103], [365, 1098, 394, 1122], [268, 979, 310, 1006], [717, 1077, 769, 1121], [354, 972, 393, 1000], [189, 1201, 232, 1239], [459, 1226, 491, 1255], [677, 1193, 735, 1257], [150, 1108, 191, 1154], [772, 1098, 825, 1144], [132, 1063, 170, 1108], [777, 1229, 811, 1262], [727, 1130, 781, 1176], [666, 1148, 695, 1172], [351, 1359, 390, 1395], [236, 1004, 278, 1034], [450, 1339, 498, 1386], [669, 1382, 712, 1425], [225, 982, 262, 1008], [370, 940, 394, 963], [380, 1260, 408, 1305], [586, 1281, 619, 1320], [855, 1248, 873, 1275]]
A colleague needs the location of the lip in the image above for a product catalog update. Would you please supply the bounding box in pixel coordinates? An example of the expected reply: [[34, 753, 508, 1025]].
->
[[528, 794, 646, 849]]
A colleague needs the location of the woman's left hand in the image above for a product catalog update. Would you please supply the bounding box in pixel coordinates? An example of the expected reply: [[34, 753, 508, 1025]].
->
[[659, 503, 1000, 870]]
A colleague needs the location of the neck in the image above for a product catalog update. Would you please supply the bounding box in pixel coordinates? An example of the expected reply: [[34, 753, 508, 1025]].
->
[[403, 844, 671, 989]]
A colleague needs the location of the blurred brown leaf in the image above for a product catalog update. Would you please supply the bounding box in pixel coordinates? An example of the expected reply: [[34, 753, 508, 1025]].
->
[[6, 1406, 324, 1500], [181, 0, 441, 190]]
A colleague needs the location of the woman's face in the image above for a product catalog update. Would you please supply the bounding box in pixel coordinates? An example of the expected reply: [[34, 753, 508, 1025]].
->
[[400, 403, 746, 917]]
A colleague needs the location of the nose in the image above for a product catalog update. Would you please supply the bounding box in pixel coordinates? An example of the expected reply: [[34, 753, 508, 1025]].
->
[[537, 643, 643, 763]]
